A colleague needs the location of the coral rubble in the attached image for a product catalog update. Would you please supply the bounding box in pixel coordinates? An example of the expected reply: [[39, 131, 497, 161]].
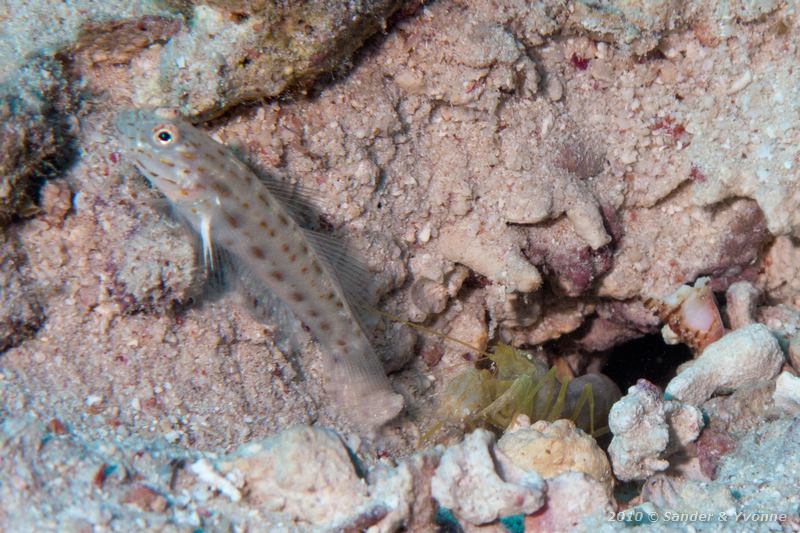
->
[[497, 417, 614, 495], [431, 429, 545, 525], [608, 379, 703, 481]]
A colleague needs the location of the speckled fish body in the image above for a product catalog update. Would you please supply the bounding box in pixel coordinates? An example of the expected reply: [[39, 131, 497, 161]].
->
[[114, 108, 403, 432]]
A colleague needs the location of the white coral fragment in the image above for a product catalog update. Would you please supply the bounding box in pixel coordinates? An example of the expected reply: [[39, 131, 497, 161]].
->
[[431, 429, 545, 525], [563, 181, 612, 250], [184, 425, 443, 531], [608, 380, 703, 481], [725, 281, 761, 330], [190, 458, 242, 502], [665, 323, 785, 405], [497, 418, 614, 496], [525, 472, 615, 531]]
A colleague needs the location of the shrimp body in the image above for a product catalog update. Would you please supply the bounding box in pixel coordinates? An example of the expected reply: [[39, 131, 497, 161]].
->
[[115, 108, 403, 432]]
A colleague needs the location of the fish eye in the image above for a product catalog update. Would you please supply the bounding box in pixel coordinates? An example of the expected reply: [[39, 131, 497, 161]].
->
[[152, 124, 179, 145]]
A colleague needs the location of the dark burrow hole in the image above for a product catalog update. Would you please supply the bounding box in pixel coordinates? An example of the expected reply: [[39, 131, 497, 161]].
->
[[602, 333, 693, 392]]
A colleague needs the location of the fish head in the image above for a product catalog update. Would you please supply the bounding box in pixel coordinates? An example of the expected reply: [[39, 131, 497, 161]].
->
[[114, 108, 215, 208]]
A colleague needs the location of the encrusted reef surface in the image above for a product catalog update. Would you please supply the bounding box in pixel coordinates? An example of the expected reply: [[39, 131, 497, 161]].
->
[[2, 0, 800, 531]]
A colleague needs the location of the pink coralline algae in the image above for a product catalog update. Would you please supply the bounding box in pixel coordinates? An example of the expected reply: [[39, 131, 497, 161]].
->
[[524, 219, 616, 297], [570, 52, 590, 70], [694, 428, 737, 479]]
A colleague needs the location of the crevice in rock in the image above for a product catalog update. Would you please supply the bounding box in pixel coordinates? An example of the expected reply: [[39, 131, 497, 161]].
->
[[601, 333, 692, 392]]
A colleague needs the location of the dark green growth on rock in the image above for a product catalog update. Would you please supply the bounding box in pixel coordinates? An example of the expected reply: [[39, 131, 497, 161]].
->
[[0, 56, 74, 225], [0, 233, 45, 352]]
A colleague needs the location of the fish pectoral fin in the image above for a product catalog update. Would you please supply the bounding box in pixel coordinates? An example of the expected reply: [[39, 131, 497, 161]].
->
[[200, 215, 215, 272]]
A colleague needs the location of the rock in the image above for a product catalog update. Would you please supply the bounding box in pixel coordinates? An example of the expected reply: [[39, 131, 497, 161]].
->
[[687, 24, 800, 239], [410, 277, 449, 315], [600, 191, 770, 300], [641, 475, 736, 515], [608, 379, 703, 481], [226, 425, 369, 525], [524, 217, 614, 297], [122, 484, 168, 513], [497, 418, 613, 496], [724, 281, 761, 329], [506, 296, 595, 346], [573, 300, 661, 352], [376, 448, 442, 533], [572, 316, 642, 352], [714, 417, 800, 527], [763, 236, 800, 308], [149, 1, 410, 118], [437, 216, 542, 294], [431, 429, 545, 525], [359, 460, 415, 533], [703, 380, 776, 435], [0, 233, 44, 351], [665, 324, 785, 405], [773, 371, 800, 416], [190, 424, 442, 531], [433, 99, 613, 299], [789, 335, 800, 373], [694, 428, 737, 479], [38, 181, 73, 227], [496, 101, 610, 250], [0, 55, 73, 223], [568, 0, 691, 55], [525, 472, 614, 532], [71, 15, 182, 66], [757, 304, 800, 346]]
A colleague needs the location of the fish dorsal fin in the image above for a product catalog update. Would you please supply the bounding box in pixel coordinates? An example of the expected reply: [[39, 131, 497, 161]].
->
[[301, 227, 375, 324], [257, 174, 323, 229], [225, 149, 323, 227]]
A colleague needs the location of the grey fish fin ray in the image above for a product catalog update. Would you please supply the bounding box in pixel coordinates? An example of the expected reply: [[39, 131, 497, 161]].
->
[[253, 170, 325, 228], [165, 208, 226, 288], [225, 150, 323, 226], [301, 227, 375, 325]]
